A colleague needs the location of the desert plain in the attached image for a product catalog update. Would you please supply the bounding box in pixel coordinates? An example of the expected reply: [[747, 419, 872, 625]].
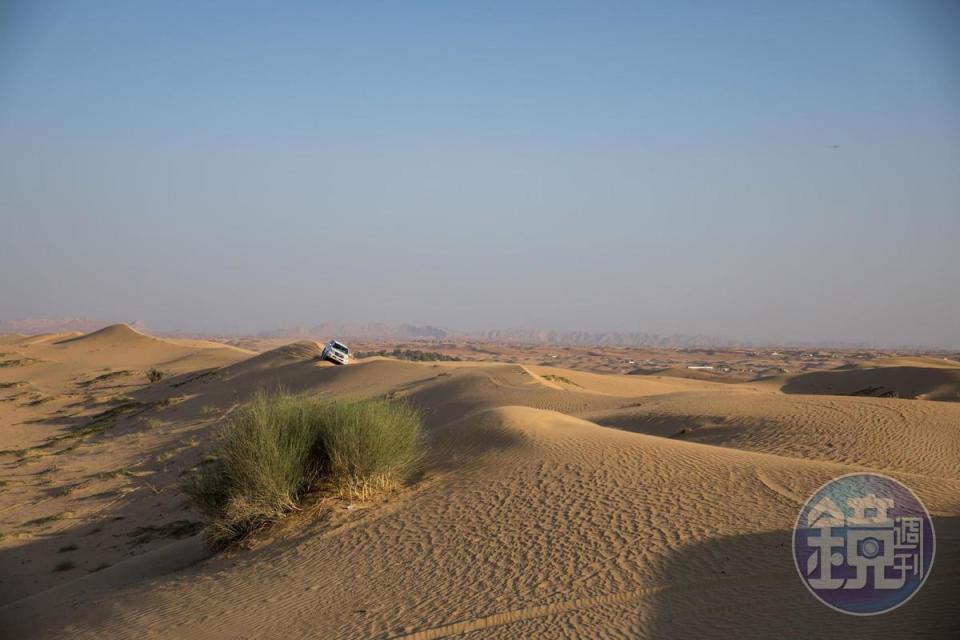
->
[[0, 324, 958, 638]]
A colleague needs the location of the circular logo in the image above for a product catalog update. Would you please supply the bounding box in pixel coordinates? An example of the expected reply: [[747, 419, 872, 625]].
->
[[792, 473, 935, 615]]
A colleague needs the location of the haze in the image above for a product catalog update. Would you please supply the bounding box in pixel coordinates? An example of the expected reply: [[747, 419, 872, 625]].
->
[[1, 1, 958, 346]]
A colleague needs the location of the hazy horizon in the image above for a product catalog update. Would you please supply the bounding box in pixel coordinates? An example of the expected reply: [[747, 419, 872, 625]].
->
[[2, 1, 959, 347], [1, 315, 958, 351]]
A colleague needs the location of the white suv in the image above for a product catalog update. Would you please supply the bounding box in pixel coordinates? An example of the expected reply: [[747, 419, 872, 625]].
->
[[321, 340, 351, 365]]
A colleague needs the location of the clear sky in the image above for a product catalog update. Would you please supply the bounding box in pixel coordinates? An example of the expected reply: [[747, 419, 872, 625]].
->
[[1, 1, 958, 346]]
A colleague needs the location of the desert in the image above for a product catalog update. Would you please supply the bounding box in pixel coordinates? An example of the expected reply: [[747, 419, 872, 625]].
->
[[0, 324, 957, 638], [3, 2, 958, 637]]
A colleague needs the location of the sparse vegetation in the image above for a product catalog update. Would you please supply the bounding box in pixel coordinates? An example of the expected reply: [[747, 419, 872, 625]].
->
[[53, 483, 83, 497], [54, 560, 75, 572], [25, 511, 73, 527], [96, 468, 133, 480], [356, 348, 461, 362], [127, 520, 202, 545], [170, 367, 220, 388], [16, 447, 53, 461], [0, 357, 41, 368], [78, 370, 134, 387], [541, 374, 582, 387], [146, 368, 165, 384], [59, 543, 79, 552], [156, 436, 200, 463], [183, 391, 424, 545]]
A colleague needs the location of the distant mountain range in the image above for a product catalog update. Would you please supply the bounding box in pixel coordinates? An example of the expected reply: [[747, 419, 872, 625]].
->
[[1, 317, 905, 349], [256, 323, 450, 340], [0, 316, 147, 335], [465, 329, 732, 348]]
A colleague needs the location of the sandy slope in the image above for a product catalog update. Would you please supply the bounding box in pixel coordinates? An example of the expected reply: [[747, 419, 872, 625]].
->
[[0, 324, 251, 452], [757, 360, 960, 402], [0, 331, 957, 638]]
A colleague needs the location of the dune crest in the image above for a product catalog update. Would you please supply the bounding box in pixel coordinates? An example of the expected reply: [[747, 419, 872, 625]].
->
[[54, 322, 151, 345]]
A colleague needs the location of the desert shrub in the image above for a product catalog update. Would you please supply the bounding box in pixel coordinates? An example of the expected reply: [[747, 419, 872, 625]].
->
[[146, 368, 165, 384], [541, 374, 582, 387], [183, 392, 424, 545], [356, 348, 461, 362], [318, 399, 425, 500]]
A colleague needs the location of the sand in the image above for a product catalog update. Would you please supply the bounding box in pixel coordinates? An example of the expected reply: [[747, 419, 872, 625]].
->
[[0, 325, 957, 638]]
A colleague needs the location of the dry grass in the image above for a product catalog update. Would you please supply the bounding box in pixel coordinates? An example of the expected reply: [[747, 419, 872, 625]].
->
[[541, 374, 583, 387], [183, 391, 424, 545]]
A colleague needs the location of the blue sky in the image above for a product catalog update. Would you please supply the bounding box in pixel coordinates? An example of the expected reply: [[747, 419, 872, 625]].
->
[[1, 1, 958, 345]]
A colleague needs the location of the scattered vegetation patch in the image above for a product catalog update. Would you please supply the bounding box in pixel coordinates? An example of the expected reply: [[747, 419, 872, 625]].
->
[[16, 448, 53, 462], [156, 436, 200, 463], [541, 374, 582, 387], [24, 511, 74, 527], [53, 561, 75, 572], [850, 386, 899, 398], [146, 368, 166, 384], [0, 358, 41, 368], [356, 348, 462, 362], [127, 520, 202, 545], [96, 468, 134, 480], [39, 400, 149, 449], [58, 543, 79, 552], [78, 370, 134, 387], [52, 483, 83, 497], [183, 391, 425, 545], [86, 488, 128, 500], [0, 381, 26, 389], [170, 367, 220, 388]]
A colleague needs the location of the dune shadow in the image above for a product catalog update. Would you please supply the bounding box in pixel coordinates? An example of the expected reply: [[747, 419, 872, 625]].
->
[[643, 516, 959, 638], [780, 366, 960, 402]]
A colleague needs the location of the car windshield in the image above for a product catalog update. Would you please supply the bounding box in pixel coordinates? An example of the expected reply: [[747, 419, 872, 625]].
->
[[331, 343, 349, 353]]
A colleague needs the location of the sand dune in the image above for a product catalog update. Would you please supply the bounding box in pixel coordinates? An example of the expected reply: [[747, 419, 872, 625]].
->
[[580, 389, 960, 480], [627, 365, 751, 383], [760, 364, 960, 402], [0, 324, 253, 453], [0, 333, 957, 638]]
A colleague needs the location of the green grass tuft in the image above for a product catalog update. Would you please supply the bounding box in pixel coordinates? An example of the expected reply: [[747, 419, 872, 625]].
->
[[183, 391, 424, 545], [541, 374, 582, 387]]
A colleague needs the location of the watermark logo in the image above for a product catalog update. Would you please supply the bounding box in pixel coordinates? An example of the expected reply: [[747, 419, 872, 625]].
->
[[793, 473, 935, 615]]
